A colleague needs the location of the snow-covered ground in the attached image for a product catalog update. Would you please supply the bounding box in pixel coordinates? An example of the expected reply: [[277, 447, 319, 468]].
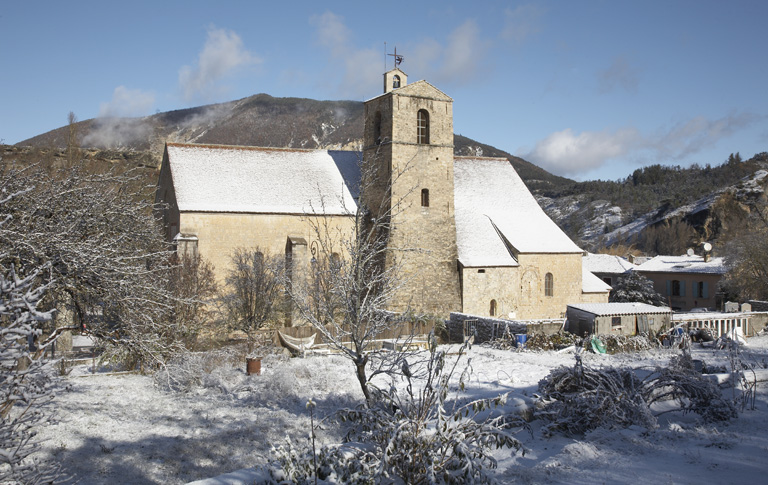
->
[[38, 336, 768, 484]]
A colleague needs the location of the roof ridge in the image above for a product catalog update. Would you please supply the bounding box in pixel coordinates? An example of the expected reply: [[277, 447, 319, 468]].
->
[[166, 142, 345, 154]]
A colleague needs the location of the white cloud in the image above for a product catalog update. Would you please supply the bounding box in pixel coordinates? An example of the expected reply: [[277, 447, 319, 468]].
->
[[98, 86, 155, 118], [309, 12, 380, 98], [401, 20, 492, 88], [598, 57, 640, 94], [179, 27, 261, 102], [524, 112, 762, 177], [652, 113, 759, 159], [501, 4, 545, 45], [524, 128, 640, 176], [309, 13, 492, 97]]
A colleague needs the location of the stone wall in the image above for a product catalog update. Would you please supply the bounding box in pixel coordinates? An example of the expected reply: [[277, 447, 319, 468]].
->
[[748, 300, 768, 312], [178, 211, 354, 285], [447, 312, 527, 344]]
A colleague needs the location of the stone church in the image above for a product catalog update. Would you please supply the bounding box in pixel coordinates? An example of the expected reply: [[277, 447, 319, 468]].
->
[[155, 68, 609, 321]]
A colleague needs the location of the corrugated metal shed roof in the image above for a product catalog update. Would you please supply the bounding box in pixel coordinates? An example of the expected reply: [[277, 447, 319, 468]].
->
[[567, 302, 671, 316]]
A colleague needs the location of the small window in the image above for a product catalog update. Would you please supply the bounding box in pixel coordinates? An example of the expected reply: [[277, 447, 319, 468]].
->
[[477, 269, 485, 274], [612, 316, 622, 327], [671, 280, 682, 297], [545, 273, 554, 297], [393, 75, 401, 89], [421, 188, 430, 207], [417, 109, 430, 144], [490, 299, 497, 317], [373, 111, 382, 145]]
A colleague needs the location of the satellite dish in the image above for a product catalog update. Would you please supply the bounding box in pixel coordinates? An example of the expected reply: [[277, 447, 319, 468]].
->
[[687, 248, 695, 256], [702, 242, 712, 252]]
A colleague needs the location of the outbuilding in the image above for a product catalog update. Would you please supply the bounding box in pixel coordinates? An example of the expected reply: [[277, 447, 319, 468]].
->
[[566, 302, 672, 336]]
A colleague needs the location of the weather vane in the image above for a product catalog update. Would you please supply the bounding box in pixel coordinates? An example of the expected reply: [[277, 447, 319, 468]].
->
[[385, 43, 404, 69]]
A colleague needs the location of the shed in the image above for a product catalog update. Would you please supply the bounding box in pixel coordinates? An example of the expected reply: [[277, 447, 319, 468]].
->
[[566, 302, 671, 336]]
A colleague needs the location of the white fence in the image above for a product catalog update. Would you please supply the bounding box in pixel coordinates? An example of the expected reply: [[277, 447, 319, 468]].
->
[[672, 312, 754, 338]]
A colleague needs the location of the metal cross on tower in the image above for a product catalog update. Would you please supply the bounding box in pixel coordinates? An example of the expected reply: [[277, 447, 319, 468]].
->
[[388, 46, 404, 69]]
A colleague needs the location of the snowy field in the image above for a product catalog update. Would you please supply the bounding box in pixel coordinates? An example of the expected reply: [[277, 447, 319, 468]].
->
[[38, 336, 768, 484]]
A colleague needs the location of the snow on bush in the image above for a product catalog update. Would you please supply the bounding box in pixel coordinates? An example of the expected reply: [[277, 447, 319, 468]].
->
[[260, 341, 527, 484], [537, 351, 736, 436], [0, 266, 61, 483]]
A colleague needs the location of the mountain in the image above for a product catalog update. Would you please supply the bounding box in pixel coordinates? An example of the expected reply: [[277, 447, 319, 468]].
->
[[17, 94, 571, 193], [11, 95, 767, 256]]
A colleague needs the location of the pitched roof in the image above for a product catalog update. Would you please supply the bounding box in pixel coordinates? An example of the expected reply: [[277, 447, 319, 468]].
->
[[583, 253, 637, 275], [635, 254, 726, 275], [453, 157, 582, 266], [582, 269, 613, 293], [165, 143, 359, 215], [365, 79, 453, 103], [567, 302, 671, 316]]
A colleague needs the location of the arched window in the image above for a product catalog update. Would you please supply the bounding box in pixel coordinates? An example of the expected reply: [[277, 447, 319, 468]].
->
[[490, 299, 497, 317], [417, 109, 429, 144], [373, 111, 382, 145], [421, 188, 430, 207], [545, 272, 554, 297], [393, 75, 401, 89]]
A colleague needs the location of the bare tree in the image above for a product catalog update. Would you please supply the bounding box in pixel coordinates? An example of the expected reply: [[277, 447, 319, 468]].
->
[[168, 252, 220, 350], [722, 202, 768, 301], [0, 163, 182, 367], [287, 154, 418, 405], [222, 248, 284, 352], [0, 184, 61, 483], [67, 111, 80, 166]]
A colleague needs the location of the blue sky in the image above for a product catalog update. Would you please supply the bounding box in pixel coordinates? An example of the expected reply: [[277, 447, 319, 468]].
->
[[1, 0, 766, 181]]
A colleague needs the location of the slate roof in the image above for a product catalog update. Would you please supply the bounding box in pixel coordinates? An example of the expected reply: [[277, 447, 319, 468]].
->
[[453, 157, 582, 267], [165, 143, 359, 215], [568, 302, 671, 316], [635, 255, 726, 275]]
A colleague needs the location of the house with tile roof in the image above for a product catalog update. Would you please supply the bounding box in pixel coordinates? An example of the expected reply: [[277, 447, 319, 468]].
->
[[156, 68, 609, 321], [635, 254, 726, 311]]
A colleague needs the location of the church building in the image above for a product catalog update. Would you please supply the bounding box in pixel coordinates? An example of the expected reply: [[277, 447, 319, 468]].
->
[[155, 68, 609, 321]]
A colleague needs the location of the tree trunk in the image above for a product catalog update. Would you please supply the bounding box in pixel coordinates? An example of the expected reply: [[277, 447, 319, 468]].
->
[[355, 354, 371, 405]]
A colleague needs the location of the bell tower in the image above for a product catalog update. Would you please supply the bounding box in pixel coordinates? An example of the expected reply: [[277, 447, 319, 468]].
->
[[362, 68, 460, 315]]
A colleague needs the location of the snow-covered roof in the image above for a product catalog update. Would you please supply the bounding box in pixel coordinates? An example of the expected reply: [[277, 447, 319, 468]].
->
[[672, 311, 752, 322], [635, 254, 726, 275], [582, 268, 613, 293], [453, 157, 582, 266], [583, 253, 637, 275], [568, 302, 671, 316], [165, 143, 359, 215]]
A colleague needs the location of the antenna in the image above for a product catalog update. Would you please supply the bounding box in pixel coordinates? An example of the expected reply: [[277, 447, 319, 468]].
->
[[686, 248, 694, 256]]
